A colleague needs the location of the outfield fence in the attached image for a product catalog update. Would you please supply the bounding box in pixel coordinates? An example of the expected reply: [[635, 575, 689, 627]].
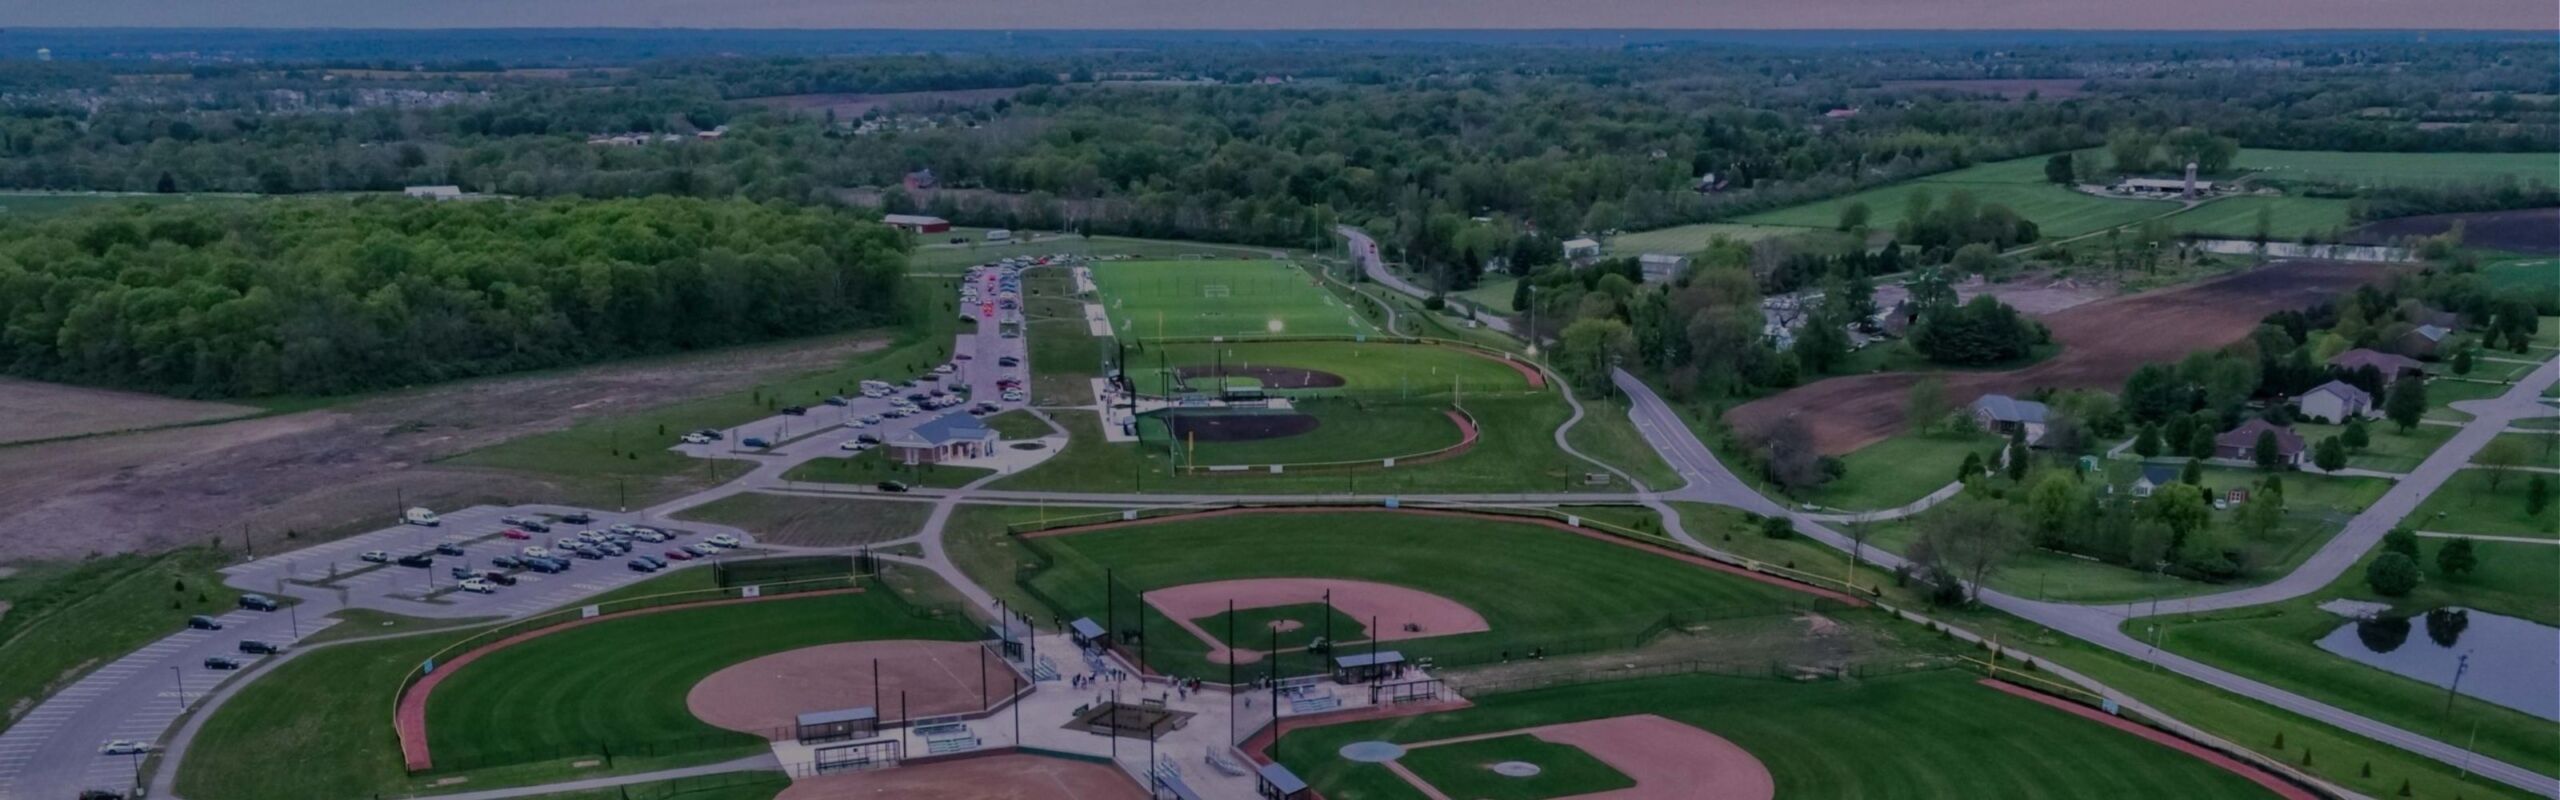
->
[[1452, 657, 1965, 698]]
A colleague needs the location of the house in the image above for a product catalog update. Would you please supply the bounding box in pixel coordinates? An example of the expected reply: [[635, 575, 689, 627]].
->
[[2129, 463, 2183, 498], [1638, 253, 1691, 284], [886, 413, 996, 465], [2297, 380, 2374, 423], [2413, 309, 2463, 331], [1823, 107, 1862, 119], [1970, 394, 2050, 444], [2214, 419, 2306, 467], [1561, 238, 1603, 263], [2328, 349, 2425, 379], [402, 185, 465, 200], [694, 125, 728, 140], [881, 214, 953, 234], [2395, 324, 2453, 359], [903, 168, 939, 191]]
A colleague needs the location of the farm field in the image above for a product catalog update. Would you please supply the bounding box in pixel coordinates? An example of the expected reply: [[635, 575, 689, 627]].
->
[[1602, 221, 1809, 256], [671, 491, 932, 547], [1275, 669, 2287, 800], [2482, 258, 2556, 292], [2165, 196, 2355, 239], [1737, 153, 2179, 239], [1015, 509, 1831, 679], [1087, 259, 1377, 339], [2232, 149, 2560, 188]]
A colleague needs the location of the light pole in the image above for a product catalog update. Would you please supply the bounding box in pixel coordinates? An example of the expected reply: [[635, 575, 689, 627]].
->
[[170, 665, 188, 708]]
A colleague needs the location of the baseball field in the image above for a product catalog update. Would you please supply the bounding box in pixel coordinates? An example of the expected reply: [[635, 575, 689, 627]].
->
[[1123, 340, 1538, 397], [1087, 259, 1378, 339]]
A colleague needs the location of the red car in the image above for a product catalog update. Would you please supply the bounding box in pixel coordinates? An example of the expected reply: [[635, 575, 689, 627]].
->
[[501, 529, 531, 540], [663, 549, 695, 561]]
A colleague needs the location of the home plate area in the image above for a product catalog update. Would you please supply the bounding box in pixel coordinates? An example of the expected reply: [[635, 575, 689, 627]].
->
[[1380, 714, 1775, 800]]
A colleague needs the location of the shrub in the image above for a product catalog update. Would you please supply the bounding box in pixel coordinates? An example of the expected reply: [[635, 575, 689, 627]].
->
[[2364, 552, 2420, 597]]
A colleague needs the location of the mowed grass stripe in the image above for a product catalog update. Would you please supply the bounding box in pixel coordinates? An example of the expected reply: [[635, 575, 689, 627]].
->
[[1278, 670, 2282, 799], [424, 591, 976, 769], [1089, 259, 1376, 339], [1130, 340, 1533, 396]]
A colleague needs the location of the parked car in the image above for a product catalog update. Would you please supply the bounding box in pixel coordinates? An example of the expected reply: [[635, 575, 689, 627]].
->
[[520, 546, 551, 559], [202, 656, 242, 671], [707, 534, 742, 549], [633, 529, 669, 543], [692, 429, 724, 441], [845, 417, 872, 428], [640, 556, 668, 570], [560, 512, 594, 524], [434, 542, 465, 556], [742, 437, 772, 448], [580, 530, 610, 543], [359, 550, 392, 564], [480, 571, 519, 586], [997, 356, 1020, 367], [185, 615, 223, 631], [554, 537, 583, 551], [780, 405, 807, 416], [519, 520, 553, 533], [238, 640, 282, 655], [502, 528, 532, 540], [402, 507, 441, 526], [663, 549, 695, 561], [626, 558, 662, 573], [524, 558, 568, 574], [685, 543, 718, 557], [824, 396, 850, 407], [933, 364, 955, 374], [449, 566, 477, 581], [570, 546, 604, 560], [237, 594, 279, 612], [680, 433, 712, 445], [98, 740, 153, 756], [459, 578, 496, 594], [876, 480, 910, 493], [491, 555, 523, 569], [396, 553, 434, 568], [840, 439, 868, 451]]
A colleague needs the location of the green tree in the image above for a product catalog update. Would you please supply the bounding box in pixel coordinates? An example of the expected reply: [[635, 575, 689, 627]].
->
[[2180, 458, 2203, 486], [2383, 377, 2426, 433], [2435, 538, 2476, 580], [2364, 552, 2420, 597], [2474, 436, 2530, 491], [2133, 423, 2163, 459], [2341, 417, 2371, 451], [1556, 318, 1637, 395], [1510, 278, 1531, 312], [2450, 348, 2473, 376], [2186, 425, 2218, 461], [2530, 475, 2551, 517], [2005, 432, 2031, 482], [1794, 311, 1851, 374], [2381, 526, 2421, 559], [2147, 482, 2212, 548], [2043, 153, 2075, 185], [1958, 451, 1985, 483], [1837, 201, 1871, 232], [2237, 484, 2285, 540], [2251, 429, 2283, 471], [2312, 436, 2348, 472], [1760, 515, 1796, 539], [1907, 378, 1950, 433], [1914, 495, 2027, 604], [2027, 473, 2080, 536]]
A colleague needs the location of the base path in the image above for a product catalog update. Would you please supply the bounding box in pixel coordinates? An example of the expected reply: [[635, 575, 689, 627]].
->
[[1979, 681, 2318, 800], [688, 640, 1000, 736], [1148, 577, 1491, 664], [776, 751, 1147, 800], [1387, 714, 1774, 800]]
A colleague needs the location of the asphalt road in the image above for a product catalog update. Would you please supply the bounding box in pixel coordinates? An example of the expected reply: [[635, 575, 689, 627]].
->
[[1335, 224, 1519, 337]]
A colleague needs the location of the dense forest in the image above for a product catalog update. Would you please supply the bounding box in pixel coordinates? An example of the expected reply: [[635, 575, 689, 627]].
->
[[0, 197, 910, 397]]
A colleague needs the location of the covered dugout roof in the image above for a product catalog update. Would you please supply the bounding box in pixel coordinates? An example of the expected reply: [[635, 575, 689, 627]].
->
[[1258, 763, 1310, 794], [795, 707, 878, 727], [1334, 650, 1405, 669], [1070, 617, 1107, 640]]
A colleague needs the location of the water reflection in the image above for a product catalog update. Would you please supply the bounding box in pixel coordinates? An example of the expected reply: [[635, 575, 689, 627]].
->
[[2316, 607, 2560, 722]]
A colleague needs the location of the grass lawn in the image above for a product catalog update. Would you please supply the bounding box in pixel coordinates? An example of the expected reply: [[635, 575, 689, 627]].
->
[[179, 628, 480, 800], [2480, 431, 2560, 462], [671, 492, 932, 547], [1803, 430, 2000, 512], [1602, 222, 1809, 256], [1562, 394, 1685, 491], [1738, 154, 2179, 239], [1141, 400, 1464, 466], [2408, 469, 2557, 538], [511, 771, 790, 800], [995, 394, 1611, 495], [1019, 510, 1822, 679], [1026, 317, 1108, 405], [1396, 734, 1633, 800], [1089, 259, 1376, 339], [426, 590, 978, 771], [2164, 196, 2353, 239], [2292, 420, 2453, 473], [2146, 542, 2560, 781], [780, 447, 997, 489], [2232, 149, 2560, 188], [1278, 669, 2282, 800], [1125, 340, 1532, 397], [1453, 275, 1520, 311], [0, 547, 245, 735], [983, 410, 1056, 439], [1194, 603, 1368, 651]]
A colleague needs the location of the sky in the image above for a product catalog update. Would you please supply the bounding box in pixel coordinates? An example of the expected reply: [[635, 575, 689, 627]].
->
[[5, 0, 2553, 30]]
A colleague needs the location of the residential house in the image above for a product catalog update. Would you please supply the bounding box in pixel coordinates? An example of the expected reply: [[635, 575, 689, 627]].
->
[[1638, 253, 1691, 284], [2296, 380, 2373, 423], [2213, 419, 2306, 467], [2327, 349, 2425, 380], [1875, 300, 1920, 338], [1970, 394, 2050, 444], [2129, 463, 2183, 498], [1561, 238, 1603, 263], [2395, 324, 2453, 359], [886, 413, 997, 465]]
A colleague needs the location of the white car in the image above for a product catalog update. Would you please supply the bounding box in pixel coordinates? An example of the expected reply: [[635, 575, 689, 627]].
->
[[634, 530, 669, 543], [839, 439, 867, 451], [707, 533, 742, 549], [359, 550, 391, 564], [844, 418, 871, 428], [522, 546, 552, 559], [680, 433, 711, 445], [932, 364, 955, 374], [1002, 390, 1026, 402], [99, 740, 153, 755], [458, 578, 495, 594]]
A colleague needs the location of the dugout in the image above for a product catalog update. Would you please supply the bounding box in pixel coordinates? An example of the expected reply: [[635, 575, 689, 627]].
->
[[794, 707, 879, 744], [1068, 617, 1107, 649], [1330, 651, 1405, 684], [1256, 763, 1311, 800]]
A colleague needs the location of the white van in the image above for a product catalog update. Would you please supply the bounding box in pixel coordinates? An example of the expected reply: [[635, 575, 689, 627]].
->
[[985, 229, 1012, 242], [402, 507, 441, 527]]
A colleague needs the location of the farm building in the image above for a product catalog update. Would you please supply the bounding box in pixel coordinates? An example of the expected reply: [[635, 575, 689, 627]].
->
[[886, 413, 997, 465], [2214, 419, 2306, 467], [903, 168, 939, 190], [881, 214, 953, 234], [1639, 253, 1692, 284], [2328, 349, 2425, 379], [402, 185, 466, 200], [2114, 173, 2215, 198], [1562, 238, 1603, 263], [1970, 394, 2050, 444], [2394, 324, 2454, 359], [2297, 380, 2374, 423]]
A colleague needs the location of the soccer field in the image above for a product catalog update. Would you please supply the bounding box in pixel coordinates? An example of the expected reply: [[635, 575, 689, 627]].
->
[[1087, 259, 1378, 339]]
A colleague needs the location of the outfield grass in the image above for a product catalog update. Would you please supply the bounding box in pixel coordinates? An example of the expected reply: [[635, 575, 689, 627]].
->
[[2232, 149, 2560, 188], [1018, 510, 1821, 679], [671, 492, 931, 547], [2164, 196, 2354, 239], [1277, 669, 2283, 800], [1803, 430, 1999, 512], [1089, 259, 1377, 339], [0, 547, 244, 736], [780, 447, 997, 489], [2147, 541, 2560, 780], [2291, 420, 2453, 473], [1602, 222, 1808, 256], [181, 628, 479, 800], [1141, 400, 1464, 466], [1737, 154, 2180, 239], [1395, 734, 1633, 800], [1125, 340, 1532, 397], [2409, 469, 2557, 539], [426, 590, 978, 771]]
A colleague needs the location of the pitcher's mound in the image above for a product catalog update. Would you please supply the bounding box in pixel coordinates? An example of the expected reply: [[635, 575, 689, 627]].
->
[[687, 640, 1002, 737]]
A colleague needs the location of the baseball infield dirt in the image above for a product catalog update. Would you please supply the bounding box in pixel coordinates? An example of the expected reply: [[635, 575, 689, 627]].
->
[[1148, 578, 1492, 664], [1729, 259, 2392, 454], [775, 751, 1147, 800], [1172, 364, 1349, 389], [1386, 714, 1775, 800], [688, 640, 1006, 737]]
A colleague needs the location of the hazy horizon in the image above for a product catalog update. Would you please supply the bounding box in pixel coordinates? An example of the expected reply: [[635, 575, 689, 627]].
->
[[4, 0, 2552, 31]]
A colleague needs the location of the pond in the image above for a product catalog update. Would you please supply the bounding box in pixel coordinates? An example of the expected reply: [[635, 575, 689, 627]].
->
[[2315, 607, 2559, 722]]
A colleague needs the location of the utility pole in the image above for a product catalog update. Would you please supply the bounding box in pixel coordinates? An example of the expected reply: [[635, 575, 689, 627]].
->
[[170, 666, 188, 708], [2443, 651, 2470, 717]]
